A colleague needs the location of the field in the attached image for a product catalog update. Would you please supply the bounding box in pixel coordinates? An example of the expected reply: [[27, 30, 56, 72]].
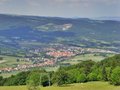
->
[[61, 54, 114, 65], [0, 54, 108, 68], [0, 82, 120, 90], [0, 55, 32, 68], [0, 53, 114, 77], [0, 66, 59, 78]]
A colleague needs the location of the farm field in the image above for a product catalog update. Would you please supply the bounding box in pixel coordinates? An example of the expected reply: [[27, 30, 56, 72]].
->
[[0, 66, 59, 78], [0, 55, 31, 68], [0, 53, 114, 68], [61, 54, 114, 64], [0, 53, 114, 78], [0, 82, 120, 90]]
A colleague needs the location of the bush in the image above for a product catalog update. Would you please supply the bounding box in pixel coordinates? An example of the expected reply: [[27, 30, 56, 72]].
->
[[110, 67, 120, 85]]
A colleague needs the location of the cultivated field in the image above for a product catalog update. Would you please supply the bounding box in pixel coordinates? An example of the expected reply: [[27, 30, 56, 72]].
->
[[0, 82, 120, 90], [61, 54, 114, 64], [0, 55, 32, 68], [0, 53, 114, 78]]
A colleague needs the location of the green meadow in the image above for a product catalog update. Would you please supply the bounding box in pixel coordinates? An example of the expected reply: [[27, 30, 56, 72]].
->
[[61, 54, 114, 64], [0, 55, 32, 68], [0, 82, 120, 90]]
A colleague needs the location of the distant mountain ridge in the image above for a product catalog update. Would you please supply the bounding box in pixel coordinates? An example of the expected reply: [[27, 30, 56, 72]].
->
[[0, 14, 120, 52], [93, 17, 120, 21]]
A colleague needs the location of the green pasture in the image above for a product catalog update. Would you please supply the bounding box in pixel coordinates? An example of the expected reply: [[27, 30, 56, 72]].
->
[[0, 82, 120, 90]]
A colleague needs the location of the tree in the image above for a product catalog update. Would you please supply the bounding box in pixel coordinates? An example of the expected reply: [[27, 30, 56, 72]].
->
[[67, 69, 81, 83], [102, 66, 108, 81], [41, 74, 51, 87], [78, 60, 95, 75], [0, 57, 3, 60], [16, 59, 20, 62], [14, 71, 30, 85], [26, 72, 40, 90], [4, 71, 30, 86], [76, 73, 87, 83], [110, 67, 120, 85], [107, 67, 113, 81], [52, 70, 70, 86], [87, 72, 98, 81], [0, 76, 3, 86]]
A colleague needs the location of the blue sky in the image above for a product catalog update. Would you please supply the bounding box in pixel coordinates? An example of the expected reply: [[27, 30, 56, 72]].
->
[[0, 0, 120, 18]]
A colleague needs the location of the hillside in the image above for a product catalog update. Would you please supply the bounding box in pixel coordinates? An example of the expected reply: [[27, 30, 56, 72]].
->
[[0, 82, 120, 90], [0, 14, 120, 52]]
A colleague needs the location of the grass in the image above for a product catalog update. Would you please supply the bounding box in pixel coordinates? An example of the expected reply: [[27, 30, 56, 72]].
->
[[0, 82, 120, 90], [0, 55, 32, 68], [44, 66, 59, 72], [0, 55, 32, 78], [0, 55, 19, 68], [61, 54, 113, 65]]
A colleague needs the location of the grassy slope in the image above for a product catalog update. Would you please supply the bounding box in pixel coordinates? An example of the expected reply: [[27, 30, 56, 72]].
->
[[0, 82, 120, 90], [61, 54, 114, 65]]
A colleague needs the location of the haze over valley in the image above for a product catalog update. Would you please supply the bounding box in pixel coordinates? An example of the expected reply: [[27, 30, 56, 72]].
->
[[0, 0, 120, 90]]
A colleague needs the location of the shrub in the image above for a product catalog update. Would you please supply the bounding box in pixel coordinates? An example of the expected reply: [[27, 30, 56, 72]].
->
[[110, 66, 120, 85]]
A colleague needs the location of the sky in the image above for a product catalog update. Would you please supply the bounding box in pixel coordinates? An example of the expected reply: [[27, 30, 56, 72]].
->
[[0, 0, 120, 18]]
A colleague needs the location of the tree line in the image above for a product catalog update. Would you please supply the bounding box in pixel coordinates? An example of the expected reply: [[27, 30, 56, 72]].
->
[[0, 54, 120, 88]]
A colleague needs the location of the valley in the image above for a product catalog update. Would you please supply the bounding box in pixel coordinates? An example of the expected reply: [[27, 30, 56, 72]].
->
[[0, 14, 120, 52], [0, 14, 120, 78], [0, 44, 116, 77], [0, 0, 120, 90]]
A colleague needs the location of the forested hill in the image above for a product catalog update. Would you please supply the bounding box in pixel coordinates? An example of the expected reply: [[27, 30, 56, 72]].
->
[[0, 14, 120, 51]]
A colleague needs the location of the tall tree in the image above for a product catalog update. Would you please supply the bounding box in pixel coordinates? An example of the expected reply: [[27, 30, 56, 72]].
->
[[102, 66, 108, 81], [26, 72, 40, 90]]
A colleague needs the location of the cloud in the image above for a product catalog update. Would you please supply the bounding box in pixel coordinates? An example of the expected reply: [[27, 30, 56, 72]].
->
[[0, 0, 119, 17], [52, 0, 120, 5], [0, 0, 119, 5], [0, 0, 9, 3], [53, 0, 81, 3], [26, 0, 120, 8], [0, 0, 12, 4]]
